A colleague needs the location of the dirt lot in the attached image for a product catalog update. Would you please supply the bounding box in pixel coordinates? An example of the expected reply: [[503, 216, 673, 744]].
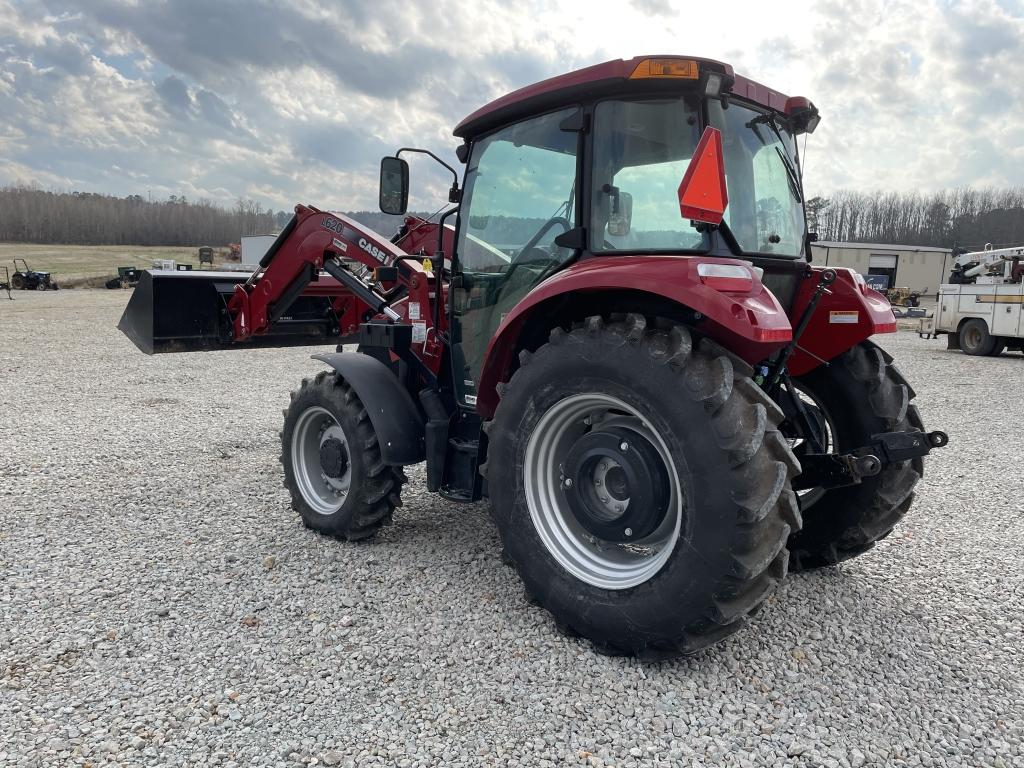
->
[[1, 290, 1021, 767]]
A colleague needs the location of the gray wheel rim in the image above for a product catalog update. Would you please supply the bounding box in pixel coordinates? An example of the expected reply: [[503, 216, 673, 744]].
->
[[523, 393, 682, 590], [291, 406, 351, 515], [964, 325, 981, 350]]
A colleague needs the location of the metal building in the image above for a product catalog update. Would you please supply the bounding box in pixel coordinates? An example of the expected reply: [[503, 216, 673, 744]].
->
[[811, 241, 953, 296], [240, 235, 278, 265]]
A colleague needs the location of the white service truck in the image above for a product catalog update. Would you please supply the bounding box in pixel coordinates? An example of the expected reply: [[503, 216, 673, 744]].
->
[[933, 244, 1024, 356]]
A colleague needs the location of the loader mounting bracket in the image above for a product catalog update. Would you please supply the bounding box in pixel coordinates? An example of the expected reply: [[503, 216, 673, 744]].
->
[[358, 321, 437, 389]]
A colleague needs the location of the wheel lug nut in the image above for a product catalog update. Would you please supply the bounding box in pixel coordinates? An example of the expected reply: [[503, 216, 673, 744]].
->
[[619, 441, 629, 452], [564, 478, 573, 488], [624, 527, 633, 537]]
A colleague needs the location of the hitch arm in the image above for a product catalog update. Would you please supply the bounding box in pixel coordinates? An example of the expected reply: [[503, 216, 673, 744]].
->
[[794, 430, 948, 492], [792, 452, 882, 492]]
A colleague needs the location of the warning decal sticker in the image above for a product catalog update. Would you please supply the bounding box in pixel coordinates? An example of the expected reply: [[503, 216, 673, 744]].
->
[[829, 311, 859, 324]]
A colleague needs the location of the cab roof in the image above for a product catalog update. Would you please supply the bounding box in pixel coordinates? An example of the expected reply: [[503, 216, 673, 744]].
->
[[454, 55, 793, 140]]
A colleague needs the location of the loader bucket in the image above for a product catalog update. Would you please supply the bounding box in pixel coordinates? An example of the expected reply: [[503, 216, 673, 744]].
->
[[118, 270, 340, 354]]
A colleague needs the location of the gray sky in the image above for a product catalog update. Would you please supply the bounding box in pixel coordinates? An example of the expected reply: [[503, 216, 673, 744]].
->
[[2, 0, 1022, 213]]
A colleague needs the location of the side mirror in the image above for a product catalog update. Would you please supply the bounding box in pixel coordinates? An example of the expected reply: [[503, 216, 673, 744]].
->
[[607, 191, 633, 237], [379, 156, 409, 215]]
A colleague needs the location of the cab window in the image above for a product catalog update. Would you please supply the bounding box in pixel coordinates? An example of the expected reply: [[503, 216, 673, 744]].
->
[[590, 98, 707, 251]]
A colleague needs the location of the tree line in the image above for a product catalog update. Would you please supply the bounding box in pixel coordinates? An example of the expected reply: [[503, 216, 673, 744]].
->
[[3, 182, 1024, 252], [0, 185, 281, 246], [808, 187, 1024, 251]]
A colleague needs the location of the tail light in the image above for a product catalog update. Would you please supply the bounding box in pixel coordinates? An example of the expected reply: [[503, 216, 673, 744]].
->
[[697, 262, 754, 293]]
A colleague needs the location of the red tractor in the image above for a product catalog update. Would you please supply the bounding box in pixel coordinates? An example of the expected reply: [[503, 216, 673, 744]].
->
[[120, 56, 946, 658]]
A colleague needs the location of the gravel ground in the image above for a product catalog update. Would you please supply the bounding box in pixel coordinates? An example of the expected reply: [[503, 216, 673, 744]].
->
[[1, 289, 1022, 768]]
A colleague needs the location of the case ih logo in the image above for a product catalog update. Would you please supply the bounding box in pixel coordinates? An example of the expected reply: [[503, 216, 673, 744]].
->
[[358, 237, 387, 264]]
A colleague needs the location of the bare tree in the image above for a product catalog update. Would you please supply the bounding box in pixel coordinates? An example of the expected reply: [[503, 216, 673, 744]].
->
[[0, 184, 278, 246], [813, 186, 1024, 250]]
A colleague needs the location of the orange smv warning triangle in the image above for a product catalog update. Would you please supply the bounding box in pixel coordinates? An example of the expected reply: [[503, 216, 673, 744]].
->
[[678, 126, 728, 225]]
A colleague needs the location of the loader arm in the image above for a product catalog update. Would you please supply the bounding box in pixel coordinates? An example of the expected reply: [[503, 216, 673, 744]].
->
[[118, 205, 445, 359], [229, 204, 400, 342]]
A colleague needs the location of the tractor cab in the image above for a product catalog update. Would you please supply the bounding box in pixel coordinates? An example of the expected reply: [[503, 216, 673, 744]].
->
[[380, 56, 820, 405]]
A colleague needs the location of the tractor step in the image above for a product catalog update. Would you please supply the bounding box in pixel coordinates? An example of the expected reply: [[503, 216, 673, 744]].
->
[[118, 270, 342, 354], [439, 433, 485, 503]]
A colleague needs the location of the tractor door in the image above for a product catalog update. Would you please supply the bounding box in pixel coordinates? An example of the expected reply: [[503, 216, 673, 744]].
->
[[450, 107, 581, 405]]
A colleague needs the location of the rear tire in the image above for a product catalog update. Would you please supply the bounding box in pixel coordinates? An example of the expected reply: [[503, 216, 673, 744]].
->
[[280, 371, 405, 540], [787, 343, 924, 570], [10, 274, 24, 290], [485, 315, 800, 658], [960, 318, 996, 356]]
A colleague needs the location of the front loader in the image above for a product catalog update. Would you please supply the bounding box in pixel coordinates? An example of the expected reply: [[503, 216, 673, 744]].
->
[[120, 55, 946, 659]]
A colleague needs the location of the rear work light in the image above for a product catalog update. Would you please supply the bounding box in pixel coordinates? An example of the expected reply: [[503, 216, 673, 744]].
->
[[848, 269, 869, 294], [630, 58, 699, 80], [697, 262, 754, 293]]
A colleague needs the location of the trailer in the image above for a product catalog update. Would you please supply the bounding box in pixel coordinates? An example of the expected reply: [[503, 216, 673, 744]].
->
[[935, 244, 1024, 355]]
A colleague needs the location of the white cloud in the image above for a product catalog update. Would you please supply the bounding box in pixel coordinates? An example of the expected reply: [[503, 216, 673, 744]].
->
[[0, 0, 1021, 216]]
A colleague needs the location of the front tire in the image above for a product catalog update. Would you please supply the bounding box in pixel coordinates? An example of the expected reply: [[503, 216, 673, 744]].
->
[[786, 343, 924, 570], [280, 371, 405, 539], [486, 315, 800, 658]]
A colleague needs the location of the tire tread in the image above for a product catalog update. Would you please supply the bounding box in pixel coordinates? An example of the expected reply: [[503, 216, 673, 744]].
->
[[486, 315, 800, 657], [281, 372, 405, 541], [789, 343, 924, 570]]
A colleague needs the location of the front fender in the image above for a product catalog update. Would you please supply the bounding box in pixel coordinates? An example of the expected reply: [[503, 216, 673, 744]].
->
[[312, 352, 425, 465], [787, 268, 897, 376], [475, 255, 792, 419]]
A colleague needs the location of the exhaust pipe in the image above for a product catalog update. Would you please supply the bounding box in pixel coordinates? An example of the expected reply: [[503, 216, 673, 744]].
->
[[118, 270, 343, 354]]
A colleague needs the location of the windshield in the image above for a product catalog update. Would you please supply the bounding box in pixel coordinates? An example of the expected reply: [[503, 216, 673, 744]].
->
[[590, 98, 709, 252], [708, 100, 805, 257], [590, 97, 806, 258]]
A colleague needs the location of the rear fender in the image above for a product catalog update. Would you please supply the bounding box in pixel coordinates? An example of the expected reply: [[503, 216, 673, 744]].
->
[[788, 267, 897, 376], [312, 352, 425, 466], [475, 255, 792, 419]]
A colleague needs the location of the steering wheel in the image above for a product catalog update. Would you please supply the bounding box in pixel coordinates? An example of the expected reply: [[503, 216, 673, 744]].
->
[[512, 216, 572, 264]]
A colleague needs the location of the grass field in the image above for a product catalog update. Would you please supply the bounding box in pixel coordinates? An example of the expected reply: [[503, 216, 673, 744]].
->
[[0, 243, 206, 286]]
